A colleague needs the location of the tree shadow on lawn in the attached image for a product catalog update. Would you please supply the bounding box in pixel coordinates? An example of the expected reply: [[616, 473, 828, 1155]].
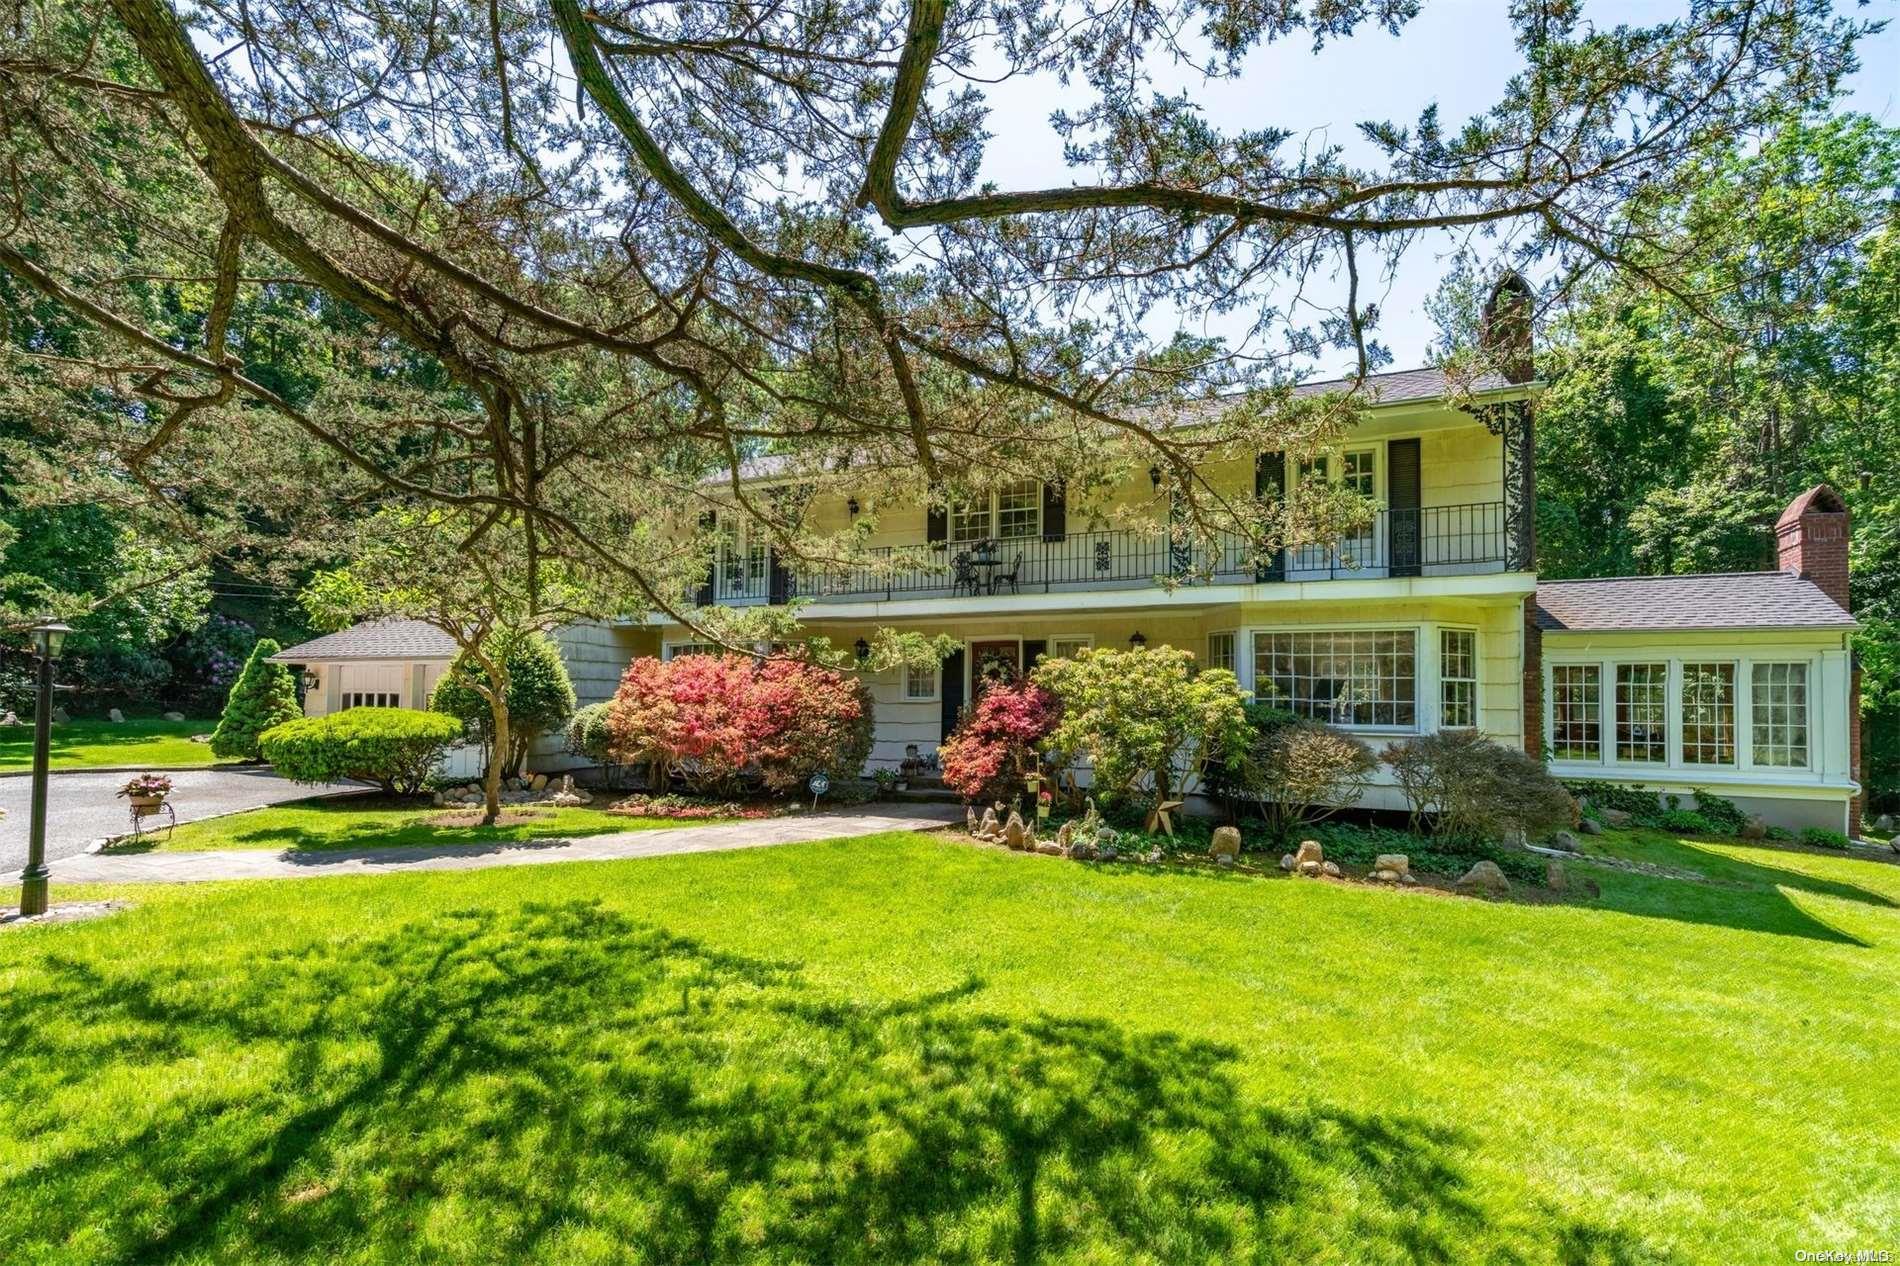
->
[[0, 902, 1654, 1264], [1576, 833, 1898, 947]]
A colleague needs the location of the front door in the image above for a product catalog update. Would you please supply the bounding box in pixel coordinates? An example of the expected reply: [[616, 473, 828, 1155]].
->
[[970, 640, 1022, 696]]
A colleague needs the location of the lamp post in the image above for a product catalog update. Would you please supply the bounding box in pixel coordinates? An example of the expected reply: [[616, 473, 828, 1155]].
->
[[18, 618, 71, 917]]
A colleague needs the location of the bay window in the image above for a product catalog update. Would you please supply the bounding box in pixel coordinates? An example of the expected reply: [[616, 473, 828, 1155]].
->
[[1254, 629, 1416, 728]]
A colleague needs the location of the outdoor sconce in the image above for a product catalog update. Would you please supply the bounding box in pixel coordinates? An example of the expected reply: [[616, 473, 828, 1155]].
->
[[847, 497, 861, 516], [300, 669, 320, 693], [1128, 631, 1147, 649], [854, 638, 871, 662], [1148, 465, 1162, 493], [30, 617, 70, 660]]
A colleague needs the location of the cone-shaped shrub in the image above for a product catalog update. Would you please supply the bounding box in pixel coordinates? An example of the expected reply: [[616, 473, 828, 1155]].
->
[[209, 638, 303, 760]]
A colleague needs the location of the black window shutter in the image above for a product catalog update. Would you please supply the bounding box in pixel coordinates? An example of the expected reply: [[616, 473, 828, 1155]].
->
[[1388, 438, 1422, 578], [1023, 638, 1048, 668], [694, 510, 716, 606], [1254, 451, 1286, 582], [939, 647, 966, 741], [926, 488, 947, 545], [1041, 482, 1067, 542]]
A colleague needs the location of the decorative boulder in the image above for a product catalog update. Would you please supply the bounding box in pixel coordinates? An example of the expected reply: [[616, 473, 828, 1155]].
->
[[1546, 860, 1568, 891], [978, 807, 999, 840], [1098, 845, 1118, 862], [1297, 860, 1323, 878], [1294, 839, 1324, 868], [1003, 811, 1027, 850], [1209, 825, 1242, 861], [1874, 813, 1895, 832], [1373, 853, 1410, 878], [966, 805, 978, 834], [1279, 853, 1296, 872], [162, 710, 186, 722], [1577, 818, 1604, 836], [51, 706, 72, 723], [1740, 816, 1769, 841], [547, 775, 592, 808], [1069, 839, 1097, 861], [1456, 860, 1511, 895], [1320, 861, 1341, 878], [1215, 854, 1234, 867], [1055, 821, 1074, 849], [0, 711, 16, 726], [1600, 808, 1632, 828], [1547, 830, 1580, 853], [107, 708, 125, 723], [1035, 839, 1064, 857], [529, 773, 549, 792]]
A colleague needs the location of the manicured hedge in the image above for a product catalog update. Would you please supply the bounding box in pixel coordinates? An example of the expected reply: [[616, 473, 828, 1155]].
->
[[260, 708, 462, 795]]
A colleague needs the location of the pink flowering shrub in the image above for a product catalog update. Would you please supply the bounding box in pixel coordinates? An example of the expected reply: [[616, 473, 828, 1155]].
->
[[606, 653, 873, 796], [938, 681, 1061, 804]]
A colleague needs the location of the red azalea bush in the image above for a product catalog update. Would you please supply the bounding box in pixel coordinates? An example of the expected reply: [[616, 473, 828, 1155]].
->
[[606, 652, 873, 796], [938, 680, 1061, 803]]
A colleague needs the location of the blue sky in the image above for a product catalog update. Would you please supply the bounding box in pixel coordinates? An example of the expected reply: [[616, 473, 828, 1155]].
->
[[971, 2, 1899, 377]]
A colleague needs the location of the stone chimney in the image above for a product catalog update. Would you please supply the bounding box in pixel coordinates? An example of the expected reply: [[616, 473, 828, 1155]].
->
[[1775, 484, 1850, 611], [1481, 272, 1536, 384]]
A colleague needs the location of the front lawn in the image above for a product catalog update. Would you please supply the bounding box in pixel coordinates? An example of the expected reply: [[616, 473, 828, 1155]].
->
[[133, 794, 695, 852], [4, 830, 1898, 1262], [0, 717, 222, 773]]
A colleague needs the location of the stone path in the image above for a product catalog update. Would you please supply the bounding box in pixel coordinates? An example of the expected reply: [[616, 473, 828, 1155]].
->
[[28, 803, 965, 885], [0, 768, 356, 873]]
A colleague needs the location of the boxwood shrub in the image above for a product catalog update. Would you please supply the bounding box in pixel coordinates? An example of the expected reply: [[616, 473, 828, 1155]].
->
[[260, 708, 462, 795]]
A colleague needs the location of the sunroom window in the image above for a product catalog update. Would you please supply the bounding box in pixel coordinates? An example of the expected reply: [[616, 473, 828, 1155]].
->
[[1550, 664, 1601, 760], [1615, 664, 1667, 763], [1750, 663, 1809, 768], [1682, 662, 1737, 765]]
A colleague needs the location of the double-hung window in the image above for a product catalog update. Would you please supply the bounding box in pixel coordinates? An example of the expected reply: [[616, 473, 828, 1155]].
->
[[1254, 629, 1416, 728], [951, 480, 1042, 544], [1050, 636, 1093, 661], [1550, 665, 1601, 760], [1206, 632, 1237, 673], [903, 662, 939, 702], [1439, 629, 1477, 728]]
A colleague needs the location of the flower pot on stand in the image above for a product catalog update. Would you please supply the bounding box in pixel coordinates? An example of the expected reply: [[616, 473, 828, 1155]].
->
[[128, 794, 167, 816]]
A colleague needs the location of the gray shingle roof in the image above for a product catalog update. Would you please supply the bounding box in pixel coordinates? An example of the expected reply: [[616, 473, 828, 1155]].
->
[[1535, 572, 1856, 633], [722, 365, 1525, 483], [269, 619, 460, 663]]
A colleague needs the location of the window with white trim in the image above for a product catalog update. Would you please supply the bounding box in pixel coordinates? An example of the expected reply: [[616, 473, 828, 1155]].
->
[[1253, 629, 1417, 727], [1050, 636, 1093, 660], [1341, 448, 1377, 497], [340, 691, 400, 710], [1549, 664, 1601, 760], [1207, 632, 1236, 673], [903, 662, 939, 702], [1682, 662, 1737, 765], [1439, 629, 1477, 728], [1750, 662, 1809, 768], [664, 642, 720, 661], [1614, 663, 1667, 763], [950, 480, 1042, 544]]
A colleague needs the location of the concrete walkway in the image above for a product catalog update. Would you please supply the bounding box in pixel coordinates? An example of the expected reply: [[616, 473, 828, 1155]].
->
[[30, 803, 965, 885]]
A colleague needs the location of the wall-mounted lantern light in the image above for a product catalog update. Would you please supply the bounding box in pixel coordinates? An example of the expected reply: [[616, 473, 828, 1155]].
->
[[1148, 465, 1162, 493], [300, 668, 320, 694], [854, 638, 871, 662], [847, 497, 861, 516], [1128, 631, 1147, 649]]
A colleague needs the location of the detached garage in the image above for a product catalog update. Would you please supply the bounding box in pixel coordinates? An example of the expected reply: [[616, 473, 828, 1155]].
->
[[269, 619, 459, 717]]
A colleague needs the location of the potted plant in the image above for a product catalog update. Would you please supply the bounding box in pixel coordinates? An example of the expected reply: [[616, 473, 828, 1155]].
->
[[117, 772, 174, 814], [871, 768, 899, 797], [1024, 771, 1042, 795], [1036, 788, 1053, 819]]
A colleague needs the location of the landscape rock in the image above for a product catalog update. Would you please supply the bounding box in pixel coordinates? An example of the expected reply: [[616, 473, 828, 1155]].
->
[[0, 711, 17, 725], [1280, 853, 1296, 872], [1373, 853, 1410, 878], [1600, 808, 1632, 828], [1069, 840, 1097, 861], [107, 708, 125, 723], [1294, 839, 1324, 868], [530, 773, 548, 792], [1297, 860, 1322, 878], [1209, 825, 1243, 860], [1577, 818, 1604, 836], [162, 711, 186, 722], [977, 807, 998, 840], [1320, 861, 1341, 878], [1874, 813, 1895, 832], [1740, 816, 1768, 841], [546, 775, 592, 808], [1098, 845, 1118, 862], [1034, 840, 1064, 857], [1370, 869, 1400, 883], [1003, 810, 1027, 850], [1546, 860, 1568, 891], [1143, 847, 1164, 864], [1054, 821, 1074, 849], [1215, 854, 1234, 867], [51, 706, 72, 723], [966, 805, 978, 834], [431, 792, 446, 807], [1547, 830, 1580, 853], [1455, 860, 1511, 895]]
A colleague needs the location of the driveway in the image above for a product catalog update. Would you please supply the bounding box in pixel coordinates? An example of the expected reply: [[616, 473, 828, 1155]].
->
[[0, 768, 356, 874]]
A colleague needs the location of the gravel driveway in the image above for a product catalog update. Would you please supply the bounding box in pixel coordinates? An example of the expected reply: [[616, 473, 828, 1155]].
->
[[0, 769, 355, 874]]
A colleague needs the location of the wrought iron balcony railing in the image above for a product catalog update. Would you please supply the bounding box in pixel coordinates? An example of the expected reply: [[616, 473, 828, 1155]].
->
[[707, 501, 1518, 606]]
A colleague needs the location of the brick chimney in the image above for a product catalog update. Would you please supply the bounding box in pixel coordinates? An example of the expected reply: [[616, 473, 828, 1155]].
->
[[1481, 272, 1536, 384], [1775, 484, 1850, 611]]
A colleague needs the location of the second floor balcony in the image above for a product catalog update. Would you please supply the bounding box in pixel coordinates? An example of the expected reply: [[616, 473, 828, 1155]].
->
[[706, 500, 1526, 607]]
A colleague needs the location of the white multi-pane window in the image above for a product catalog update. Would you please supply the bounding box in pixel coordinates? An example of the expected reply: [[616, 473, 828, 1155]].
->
[[1050, 636, 1093, 660], [1296, 455, 1329, 487], [951, 480, 1041, 544], [1207, 632, 1237, 673], [1614, 663, 1667, 763], [340, 691, 400, 710], [1750, 663, 1809, 768], [1682, 662, 1737, 765], [1550, 664, 1601, 760], [664, 642, 720, 661], [717, 523, 768, 596], [903, 662, 939, 701], [1440, 629, 1477, 728], [1341, 449, 1377, 497], [1253, 629, 1417, 728]]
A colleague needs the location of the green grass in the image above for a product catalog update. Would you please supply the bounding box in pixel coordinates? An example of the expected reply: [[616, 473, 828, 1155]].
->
[[135, 795, 692, 853], [0, 717, 223, 773], [6, 830, 1900, 1263]]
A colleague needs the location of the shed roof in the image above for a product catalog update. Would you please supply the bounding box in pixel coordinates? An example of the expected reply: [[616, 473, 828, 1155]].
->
[[269, 619, 460, 663], [1534, 572, 1856, 633]]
